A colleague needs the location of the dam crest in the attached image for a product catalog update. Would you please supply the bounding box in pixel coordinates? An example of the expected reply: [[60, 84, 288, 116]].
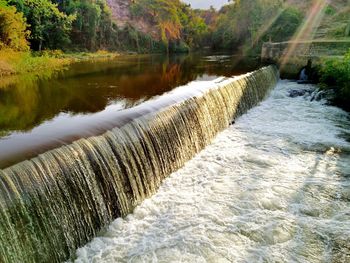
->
[[0, 66, 278, 262]]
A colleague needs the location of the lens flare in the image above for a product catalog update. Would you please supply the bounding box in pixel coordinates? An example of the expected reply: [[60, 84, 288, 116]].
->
[[236, 8, 285, 68], [250, 8, 285, 48], [280, 0, 329, 68]]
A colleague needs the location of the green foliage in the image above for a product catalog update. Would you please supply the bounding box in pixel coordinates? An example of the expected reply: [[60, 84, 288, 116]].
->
[[264, 7, 303, 42], [313, 1, 350, 39], [131, 0, 180, 23], [169, 41, 189, 53], [320, 52, 350, 89], [0, 48, 71, 76], [324, 7, 350, 38], [211, 0, 302, 53], [130, 0, 207, 52], [0, 0, 209, 54], [180, 4, 207, 48], [319, 50, 350, 102], [58, 0, 117, 50], [9, 0, 75, 51], [131, 0, 182, 52], [324, 5, 336, 16], [0, 0, 205, 53], [0, 0, 29, 51]]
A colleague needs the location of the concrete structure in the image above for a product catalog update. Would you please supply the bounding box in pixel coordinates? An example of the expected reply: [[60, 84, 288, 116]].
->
[[0, 66, 279, 263], [261, 40, 350, 62]]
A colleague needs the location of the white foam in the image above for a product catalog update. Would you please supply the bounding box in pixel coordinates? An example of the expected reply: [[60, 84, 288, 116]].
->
[[72, 80, 350, 263]]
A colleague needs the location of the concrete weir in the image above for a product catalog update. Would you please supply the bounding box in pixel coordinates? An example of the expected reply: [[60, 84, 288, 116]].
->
[[0, 66, 278, 263]]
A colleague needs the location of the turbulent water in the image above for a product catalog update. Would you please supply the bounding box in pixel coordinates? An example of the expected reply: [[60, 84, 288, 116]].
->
[[0, 67, 278, 263], [73, 80, 350, 263]]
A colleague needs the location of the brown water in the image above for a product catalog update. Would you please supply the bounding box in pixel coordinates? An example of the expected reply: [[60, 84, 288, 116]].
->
[[0, 53, 259, 168]]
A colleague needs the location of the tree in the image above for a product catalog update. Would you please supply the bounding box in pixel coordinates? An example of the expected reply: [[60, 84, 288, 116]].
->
[[56, 0, 116, 50], [9, 0, 75, 51], [131, 0, 181, 52], [0, 0, 29, 51], [211, 0, 302, 52], [130, 0, 207, 52], [180, 5, 207, 48], [264, 7, 303, 42]]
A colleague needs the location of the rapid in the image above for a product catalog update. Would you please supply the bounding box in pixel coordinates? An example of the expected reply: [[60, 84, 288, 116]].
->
[[73, 80, 350, 263]]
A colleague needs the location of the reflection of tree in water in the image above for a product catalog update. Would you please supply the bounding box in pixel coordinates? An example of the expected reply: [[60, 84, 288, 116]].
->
[[0, 73, 67, 133], [0, 54, 259, 134]]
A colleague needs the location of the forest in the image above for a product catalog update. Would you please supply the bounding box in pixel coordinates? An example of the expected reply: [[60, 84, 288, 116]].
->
[[0, 0, 306, 53], [0, 0, 350, 106], [2, 0, 350, 53], [0, 2, 349, 262]]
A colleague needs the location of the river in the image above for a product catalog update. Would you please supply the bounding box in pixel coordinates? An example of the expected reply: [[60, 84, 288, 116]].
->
[[72, 80, 350, 263], [0, 54, 258, 168]]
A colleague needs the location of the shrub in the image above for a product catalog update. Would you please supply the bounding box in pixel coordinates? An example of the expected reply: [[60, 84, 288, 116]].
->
[[319, 50, 350, 107], [0, 0, 29, 51]]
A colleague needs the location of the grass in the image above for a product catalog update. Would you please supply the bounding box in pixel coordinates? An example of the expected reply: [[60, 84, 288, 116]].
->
[[60, 50, 120, 60], [0, 49, 71, 77], [318, 50, 350, 111], [0, 49, 120, 77]]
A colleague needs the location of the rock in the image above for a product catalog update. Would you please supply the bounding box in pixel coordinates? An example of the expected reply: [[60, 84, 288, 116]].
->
[[310, 89, 336, 101], [106, 0, 161, 39], [106, 0, 131, 28], [288, 88, 313, 98]]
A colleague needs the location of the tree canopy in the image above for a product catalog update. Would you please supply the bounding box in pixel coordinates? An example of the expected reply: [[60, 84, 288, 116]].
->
[[8, 0, 75, 51], [0, 0, 29, 51], [131, 0, 207, 52], [212, 0, 294, 50], [0, 0, 309, 53], [56, 0, 116, 50]]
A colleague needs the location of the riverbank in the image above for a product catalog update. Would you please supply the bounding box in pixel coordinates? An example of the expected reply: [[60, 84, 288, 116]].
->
[[0, 49, 120, 78], [317, 52, 350, 112], [275, 53, 350, 112]]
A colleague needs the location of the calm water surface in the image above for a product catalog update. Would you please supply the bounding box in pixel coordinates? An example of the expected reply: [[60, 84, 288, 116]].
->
[[0, 54, 258, 168]]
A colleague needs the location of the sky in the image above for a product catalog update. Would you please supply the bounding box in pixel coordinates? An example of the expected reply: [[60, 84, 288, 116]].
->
[[182, 0, 230, 9]]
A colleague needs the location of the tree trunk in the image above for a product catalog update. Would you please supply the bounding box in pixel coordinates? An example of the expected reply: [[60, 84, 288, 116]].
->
[[39, 39, 42, 52]]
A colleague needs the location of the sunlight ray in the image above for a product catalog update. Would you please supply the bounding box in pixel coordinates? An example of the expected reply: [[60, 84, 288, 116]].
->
[[280, 0, 329, 68]]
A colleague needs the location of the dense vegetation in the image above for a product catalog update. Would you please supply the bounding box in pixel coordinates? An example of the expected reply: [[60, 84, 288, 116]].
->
[[211, 0, 303, 54], [0, 0, 208, 53], [130, 0, 207, 52], [319, 50, 350, 110], [5, 0, 121, 51], [0, 0, 349, 109], [0, 0, 29, 51], [9, 0, 76, 51], [0, 0, 306, 54]]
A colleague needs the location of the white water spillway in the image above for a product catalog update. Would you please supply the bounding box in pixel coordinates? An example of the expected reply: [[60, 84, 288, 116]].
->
[[0, 66, 279, 262], [74, 81, 350, 263]]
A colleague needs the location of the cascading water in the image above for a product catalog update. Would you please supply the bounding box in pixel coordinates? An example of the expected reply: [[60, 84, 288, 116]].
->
[[73, 80, 350, 263], [0, 66, 278, 263]]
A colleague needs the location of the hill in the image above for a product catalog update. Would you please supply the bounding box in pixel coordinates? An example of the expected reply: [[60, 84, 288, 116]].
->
[[1, 0, 349, 53], [285, 0, 350, 40], [106, 0, 159, 39]]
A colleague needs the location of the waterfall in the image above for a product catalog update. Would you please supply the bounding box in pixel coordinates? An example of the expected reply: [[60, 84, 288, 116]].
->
[[0, 66, 278, 263]]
